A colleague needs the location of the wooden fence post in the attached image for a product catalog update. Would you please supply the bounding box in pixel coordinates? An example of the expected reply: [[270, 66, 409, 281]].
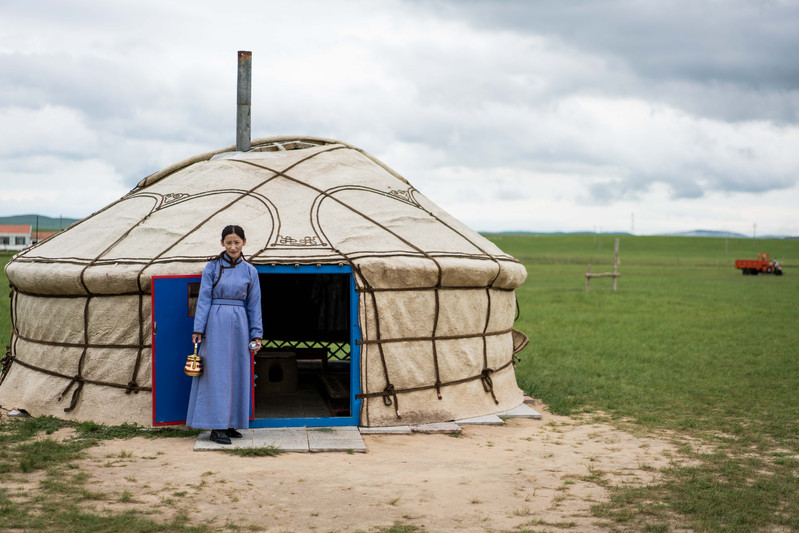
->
[[585, 238, 621, 292], [586, 263, 591, 292]]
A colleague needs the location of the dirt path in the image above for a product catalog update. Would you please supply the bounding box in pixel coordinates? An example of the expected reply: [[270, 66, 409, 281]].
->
[[72, 405, 682, 532]]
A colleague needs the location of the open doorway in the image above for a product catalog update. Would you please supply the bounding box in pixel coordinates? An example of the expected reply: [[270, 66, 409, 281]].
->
[[252, 265, 360, 427]]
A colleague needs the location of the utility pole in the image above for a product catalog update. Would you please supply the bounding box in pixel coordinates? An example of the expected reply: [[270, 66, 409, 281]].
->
[[724, 228, 728, 257], [753, 223, 757, 249]]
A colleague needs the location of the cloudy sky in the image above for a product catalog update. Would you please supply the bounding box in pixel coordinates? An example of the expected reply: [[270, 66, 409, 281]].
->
[[1, 0, 798, 236]]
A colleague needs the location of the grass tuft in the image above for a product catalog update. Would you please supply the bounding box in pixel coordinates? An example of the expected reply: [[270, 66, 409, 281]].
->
[[222, 446, 283, 457], [17, 438, 89, 473]]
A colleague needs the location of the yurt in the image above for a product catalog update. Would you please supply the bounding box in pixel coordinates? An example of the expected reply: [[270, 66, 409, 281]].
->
[[1, 136, 529, 428]]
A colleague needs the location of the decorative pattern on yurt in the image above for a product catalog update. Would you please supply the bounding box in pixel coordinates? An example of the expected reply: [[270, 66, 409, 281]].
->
[[1, 136, 528, 427]]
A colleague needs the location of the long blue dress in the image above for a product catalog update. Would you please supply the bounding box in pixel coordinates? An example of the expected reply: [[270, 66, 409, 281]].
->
[[186, 254, 263, 429]]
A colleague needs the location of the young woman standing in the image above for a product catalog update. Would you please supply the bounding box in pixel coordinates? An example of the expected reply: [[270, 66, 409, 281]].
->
[[186, 225, 263, 445]]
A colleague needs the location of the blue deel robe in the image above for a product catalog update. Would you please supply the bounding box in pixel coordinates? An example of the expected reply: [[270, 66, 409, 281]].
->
[[186, 254, 263, 429]]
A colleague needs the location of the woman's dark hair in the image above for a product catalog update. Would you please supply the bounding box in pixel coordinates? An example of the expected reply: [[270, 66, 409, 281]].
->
[[221, 225, 246, 241]]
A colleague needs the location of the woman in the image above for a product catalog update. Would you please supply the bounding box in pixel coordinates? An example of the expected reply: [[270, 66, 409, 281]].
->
[[186, 225, 263, 445]]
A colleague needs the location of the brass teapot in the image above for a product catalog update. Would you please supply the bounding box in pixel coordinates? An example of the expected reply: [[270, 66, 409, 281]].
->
[[183, 343, 202, 377]]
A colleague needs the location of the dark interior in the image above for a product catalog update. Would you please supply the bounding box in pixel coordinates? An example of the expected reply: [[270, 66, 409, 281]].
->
[[253, 273, 351, 418]]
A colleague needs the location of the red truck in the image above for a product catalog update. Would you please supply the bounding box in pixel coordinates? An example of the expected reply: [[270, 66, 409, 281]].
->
[[735, 253, 783, 275]]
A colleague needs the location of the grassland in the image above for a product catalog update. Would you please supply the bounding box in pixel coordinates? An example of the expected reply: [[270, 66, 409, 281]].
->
[[2, 235, 799, 531], [487, 233, 799, 531]]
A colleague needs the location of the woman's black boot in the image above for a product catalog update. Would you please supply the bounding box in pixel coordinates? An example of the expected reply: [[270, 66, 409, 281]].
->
[[210, 429, 232, 445]]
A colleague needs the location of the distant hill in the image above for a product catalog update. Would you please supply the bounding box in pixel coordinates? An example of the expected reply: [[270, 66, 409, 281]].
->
[[0, 214, 81, 230], [481, 231, 634, 236], [484, 229, 797, 239], [658, 229, 796, 239], [662, 230, 750, 239]]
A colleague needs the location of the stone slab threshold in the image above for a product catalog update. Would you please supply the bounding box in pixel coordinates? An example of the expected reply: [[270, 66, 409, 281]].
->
[[194, 403, 542, 452]]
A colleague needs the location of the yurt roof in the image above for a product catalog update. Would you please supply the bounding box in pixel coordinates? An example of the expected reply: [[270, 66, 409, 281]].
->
[[7, 136, 526, 296]]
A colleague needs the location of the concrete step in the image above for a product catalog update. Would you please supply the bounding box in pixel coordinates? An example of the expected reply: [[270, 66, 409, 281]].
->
[[194, 426, 366, 453]]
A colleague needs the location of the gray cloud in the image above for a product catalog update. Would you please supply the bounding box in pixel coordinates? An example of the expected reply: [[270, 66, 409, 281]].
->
[[418, 0, 799, 122], [1, 0, 798, 234]]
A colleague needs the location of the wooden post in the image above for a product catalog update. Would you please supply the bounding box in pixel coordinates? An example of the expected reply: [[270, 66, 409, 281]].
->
[[586, 263, 591, 292], [236, 51, 252, 152], [585, 238, 621, 292]]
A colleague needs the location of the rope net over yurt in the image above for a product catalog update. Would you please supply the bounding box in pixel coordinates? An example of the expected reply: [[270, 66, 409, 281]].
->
[[1, 136, 529, 427]]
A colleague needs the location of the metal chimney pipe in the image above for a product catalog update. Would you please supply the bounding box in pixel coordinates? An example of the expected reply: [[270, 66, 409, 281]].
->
[[236, 51, 252, 152]]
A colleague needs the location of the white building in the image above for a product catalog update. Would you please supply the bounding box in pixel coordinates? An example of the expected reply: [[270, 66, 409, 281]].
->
[[0, 225, 32, 251]]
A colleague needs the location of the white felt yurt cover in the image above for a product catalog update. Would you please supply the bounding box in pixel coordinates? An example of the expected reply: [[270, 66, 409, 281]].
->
[[1, 136, 528, 427]]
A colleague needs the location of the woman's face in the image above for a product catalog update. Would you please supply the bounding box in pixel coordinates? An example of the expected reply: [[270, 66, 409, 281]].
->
[[222, 234, 246, 260]]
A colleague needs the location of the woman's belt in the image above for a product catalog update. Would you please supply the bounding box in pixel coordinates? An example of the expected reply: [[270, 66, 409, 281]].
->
[[211, 298, 245, 307]]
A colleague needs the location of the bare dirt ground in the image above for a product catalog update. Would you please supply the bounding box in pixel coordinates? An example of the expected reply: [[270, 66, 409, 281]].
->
[[51, 404, 689, 533]]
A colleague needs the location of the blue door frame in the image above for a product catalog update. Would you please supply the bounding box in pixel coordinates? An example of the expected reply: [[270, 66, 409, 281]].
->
[[151, 264, 362, 427]]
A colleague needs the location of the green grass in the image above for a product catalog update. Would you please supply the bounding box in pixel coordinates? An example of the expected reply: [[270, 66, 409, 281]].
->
[[486, 233, 799, 532], [516, 263, 799, 439], [222, 445, 283, 457], [490, 232, 799, 267], [72, 421, 201, 441]]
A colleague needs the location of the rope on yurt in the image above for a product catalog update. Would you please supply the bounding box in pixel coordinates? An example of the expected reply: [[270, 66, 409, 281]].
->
[[73, 149, 321, 403], [0, 286, 19, 387], [231, 156, 454, 417], [300, 180, 446, 403], [356, 280, 521, 410], [25, 147, 319, 411], [232, 156, 526, 416], [58, 289, 92, 412], [26, 145, 332, 411], [11, 193, 164, 409], [304, 183, 462, 404], [132, 146, 344, 286], [409, 189, 518, 404], [349, 261, 398, 421], [511, 294, 528, 356], [60, 197, 169, 408], [480, 287, 498, 404], [126, 149, 343, 399], [129, 292, 147, 393], [2, 299, 153, 403], [356, 355, 517, 401], [8, 331, 145, 350], [355, 326, 520, 404], [0, 346, 11, 386], [406, 187, 510, 404], [0, 280, 154, 401], [357, 283, 516, 293], [431, 282, 443, 400], [356, 328, 513, 345], [4, 355, 150, 394]]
